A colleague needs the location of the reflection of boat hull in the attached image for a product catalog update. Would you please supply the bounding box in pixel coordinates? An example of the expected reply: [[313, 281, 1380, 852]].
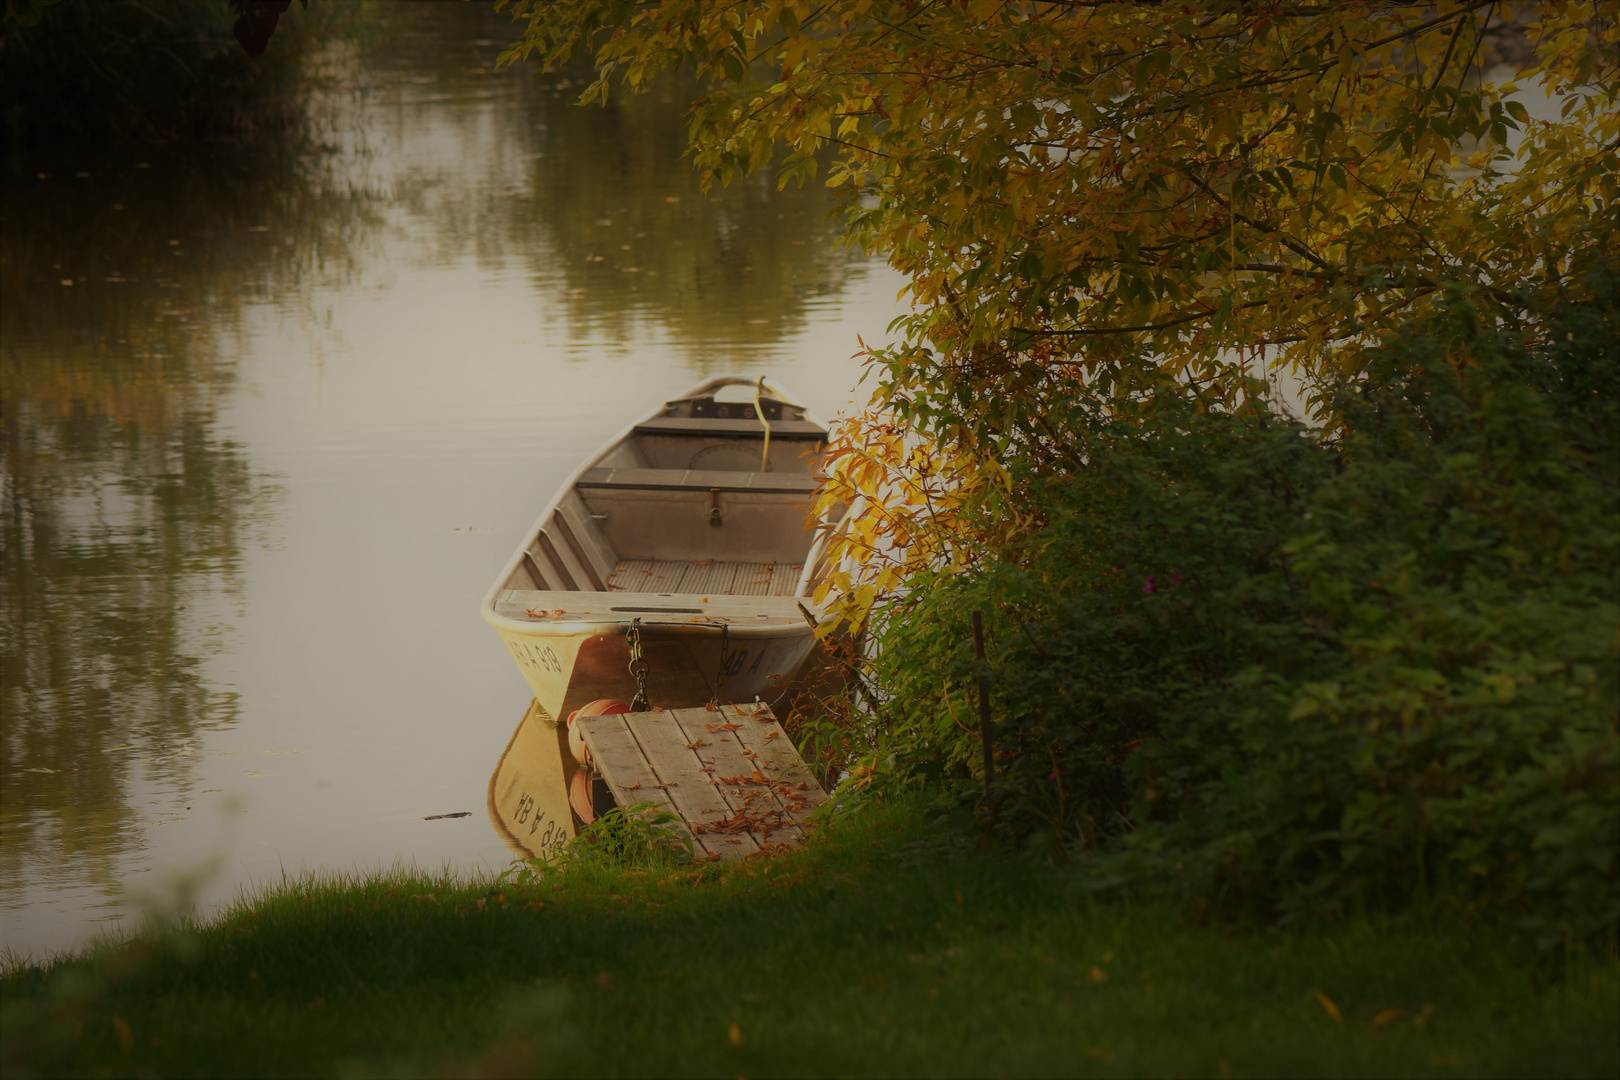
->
[[487, 698, 578, 861]]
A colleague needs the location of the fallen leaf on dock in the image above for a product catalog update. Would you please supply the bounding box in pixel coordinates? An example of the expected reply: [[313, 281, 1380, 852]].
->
[[705, 722, 741, 732], [685, 740, 710, 749]]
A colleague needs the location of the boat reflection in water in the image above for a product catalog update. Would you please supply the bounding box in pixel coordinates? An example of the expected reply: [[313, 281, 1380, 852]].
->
[[487, 699, 584, 862]]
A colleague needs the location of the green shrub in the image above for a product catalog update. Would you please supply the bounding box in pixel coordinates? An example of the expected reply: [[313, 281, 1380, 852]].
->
[[867, 273, 1619, 941], [504, 801, 697, 881]]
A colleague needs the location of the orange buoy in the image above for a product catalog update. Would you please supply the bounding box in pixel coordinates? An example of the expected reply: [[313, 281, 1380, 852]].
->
[[569, 770, 596, 824], [568, 769, 618, 825], [566, 698, 631, 768]]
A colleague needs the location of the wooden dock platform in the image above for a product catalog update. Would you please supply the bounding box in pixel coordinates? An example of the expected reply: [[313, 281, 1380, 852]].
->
[[575, 703, 828, 860]]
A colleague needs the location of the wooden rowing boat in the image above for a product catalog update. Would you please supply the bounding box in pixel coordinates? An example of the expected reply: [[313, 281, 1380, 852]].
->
[[481, 374, 844, 726], [482, 375, 845, 858]]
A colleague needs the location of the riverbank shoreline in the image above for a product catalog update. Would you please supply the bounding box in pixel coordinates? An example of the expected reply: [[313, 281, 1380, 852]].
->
[[2, 795, 1614, 1078]]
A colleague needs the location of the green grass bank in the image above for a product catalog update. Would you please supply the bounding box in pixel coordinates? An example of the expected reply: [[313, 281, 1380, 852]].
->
[[2, 797, 1615, 1079]]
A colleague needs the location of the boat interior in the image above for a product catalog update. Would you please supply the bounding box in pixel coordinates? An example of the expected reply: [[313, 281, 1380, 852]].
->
[[498, 382, 836, 605]]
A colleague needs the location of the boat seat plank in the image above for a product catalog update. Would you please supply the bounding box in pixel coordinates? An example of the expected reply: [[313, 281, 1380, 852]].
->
[[578, 467, 818, 495], [633, 417, 827, 439], [494, 589, 823, 629]]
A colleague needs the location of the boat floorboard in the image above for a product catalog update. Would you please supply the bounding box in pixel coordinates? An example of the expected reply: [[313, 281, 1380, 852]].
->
[[607, 559, 802, 596]]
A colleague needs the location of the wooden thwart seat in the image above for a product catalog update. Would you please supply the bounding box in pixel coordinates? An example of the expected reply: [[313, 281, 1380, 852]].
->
[[578, 467, 818, 495], [633, 417, 828, 439]]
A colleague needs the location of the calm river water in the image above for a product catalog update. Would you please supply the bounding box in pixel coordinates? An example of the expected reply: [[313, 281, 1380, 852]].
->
[[1, 6, 903, 960]]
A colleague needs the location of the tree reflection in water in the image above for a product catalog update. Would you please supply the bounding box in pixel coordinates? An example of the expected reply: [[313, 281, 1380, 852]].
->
[[0, 139, 346, 910]]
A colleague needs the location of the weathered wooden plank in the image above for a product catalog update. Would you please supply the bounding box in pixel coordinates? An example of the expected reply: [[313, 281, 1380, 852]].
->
[[556, 494, 615, 589], [574, 712, 689, 842], [670, 706, 805, 847], [578, 467, 818, 496], [574, 705, 829, 862], [620, 714, 756, 860], [543, 516, 600, 593], [600, 561, 807, 597], [494, 588, 819, 627], [532, 533, 578, 591], [632, 417, 828, 439], [738, 562, 778, 596], [725, 704, 828, 825], [670, 705, 771, 854]]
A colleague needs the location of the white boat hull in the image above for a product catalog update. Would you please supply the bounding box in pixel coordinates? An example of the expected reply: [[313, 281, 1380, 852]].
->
[[481, 375, 846, 728]]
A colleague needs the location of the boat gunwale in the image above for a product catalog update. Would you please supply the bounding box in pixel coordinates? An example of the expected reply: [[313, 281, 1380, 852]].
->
[[480, 375, 833, 639]]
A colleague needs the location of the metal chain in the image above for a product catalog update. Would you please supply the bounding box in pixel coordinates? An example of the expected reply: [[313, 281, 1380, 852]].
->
[[708, 621, 729, 710], [626, 618, 651, 712]]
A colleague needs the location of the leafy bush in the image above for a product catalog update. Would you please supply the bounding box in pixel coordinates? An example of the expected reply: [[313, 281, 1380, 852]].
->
[[867, 275, 1619, 942]]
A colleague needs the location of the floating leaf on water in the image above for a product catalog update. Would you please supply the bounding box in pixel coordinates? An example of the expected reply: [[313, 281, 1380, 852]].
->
[[1314, 989, 1343, 1023]]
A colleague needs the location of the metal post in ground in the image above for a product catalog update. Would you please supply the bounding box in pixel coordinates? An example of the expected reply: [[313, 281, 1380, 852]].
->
[[972, 610, 994, 820]]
